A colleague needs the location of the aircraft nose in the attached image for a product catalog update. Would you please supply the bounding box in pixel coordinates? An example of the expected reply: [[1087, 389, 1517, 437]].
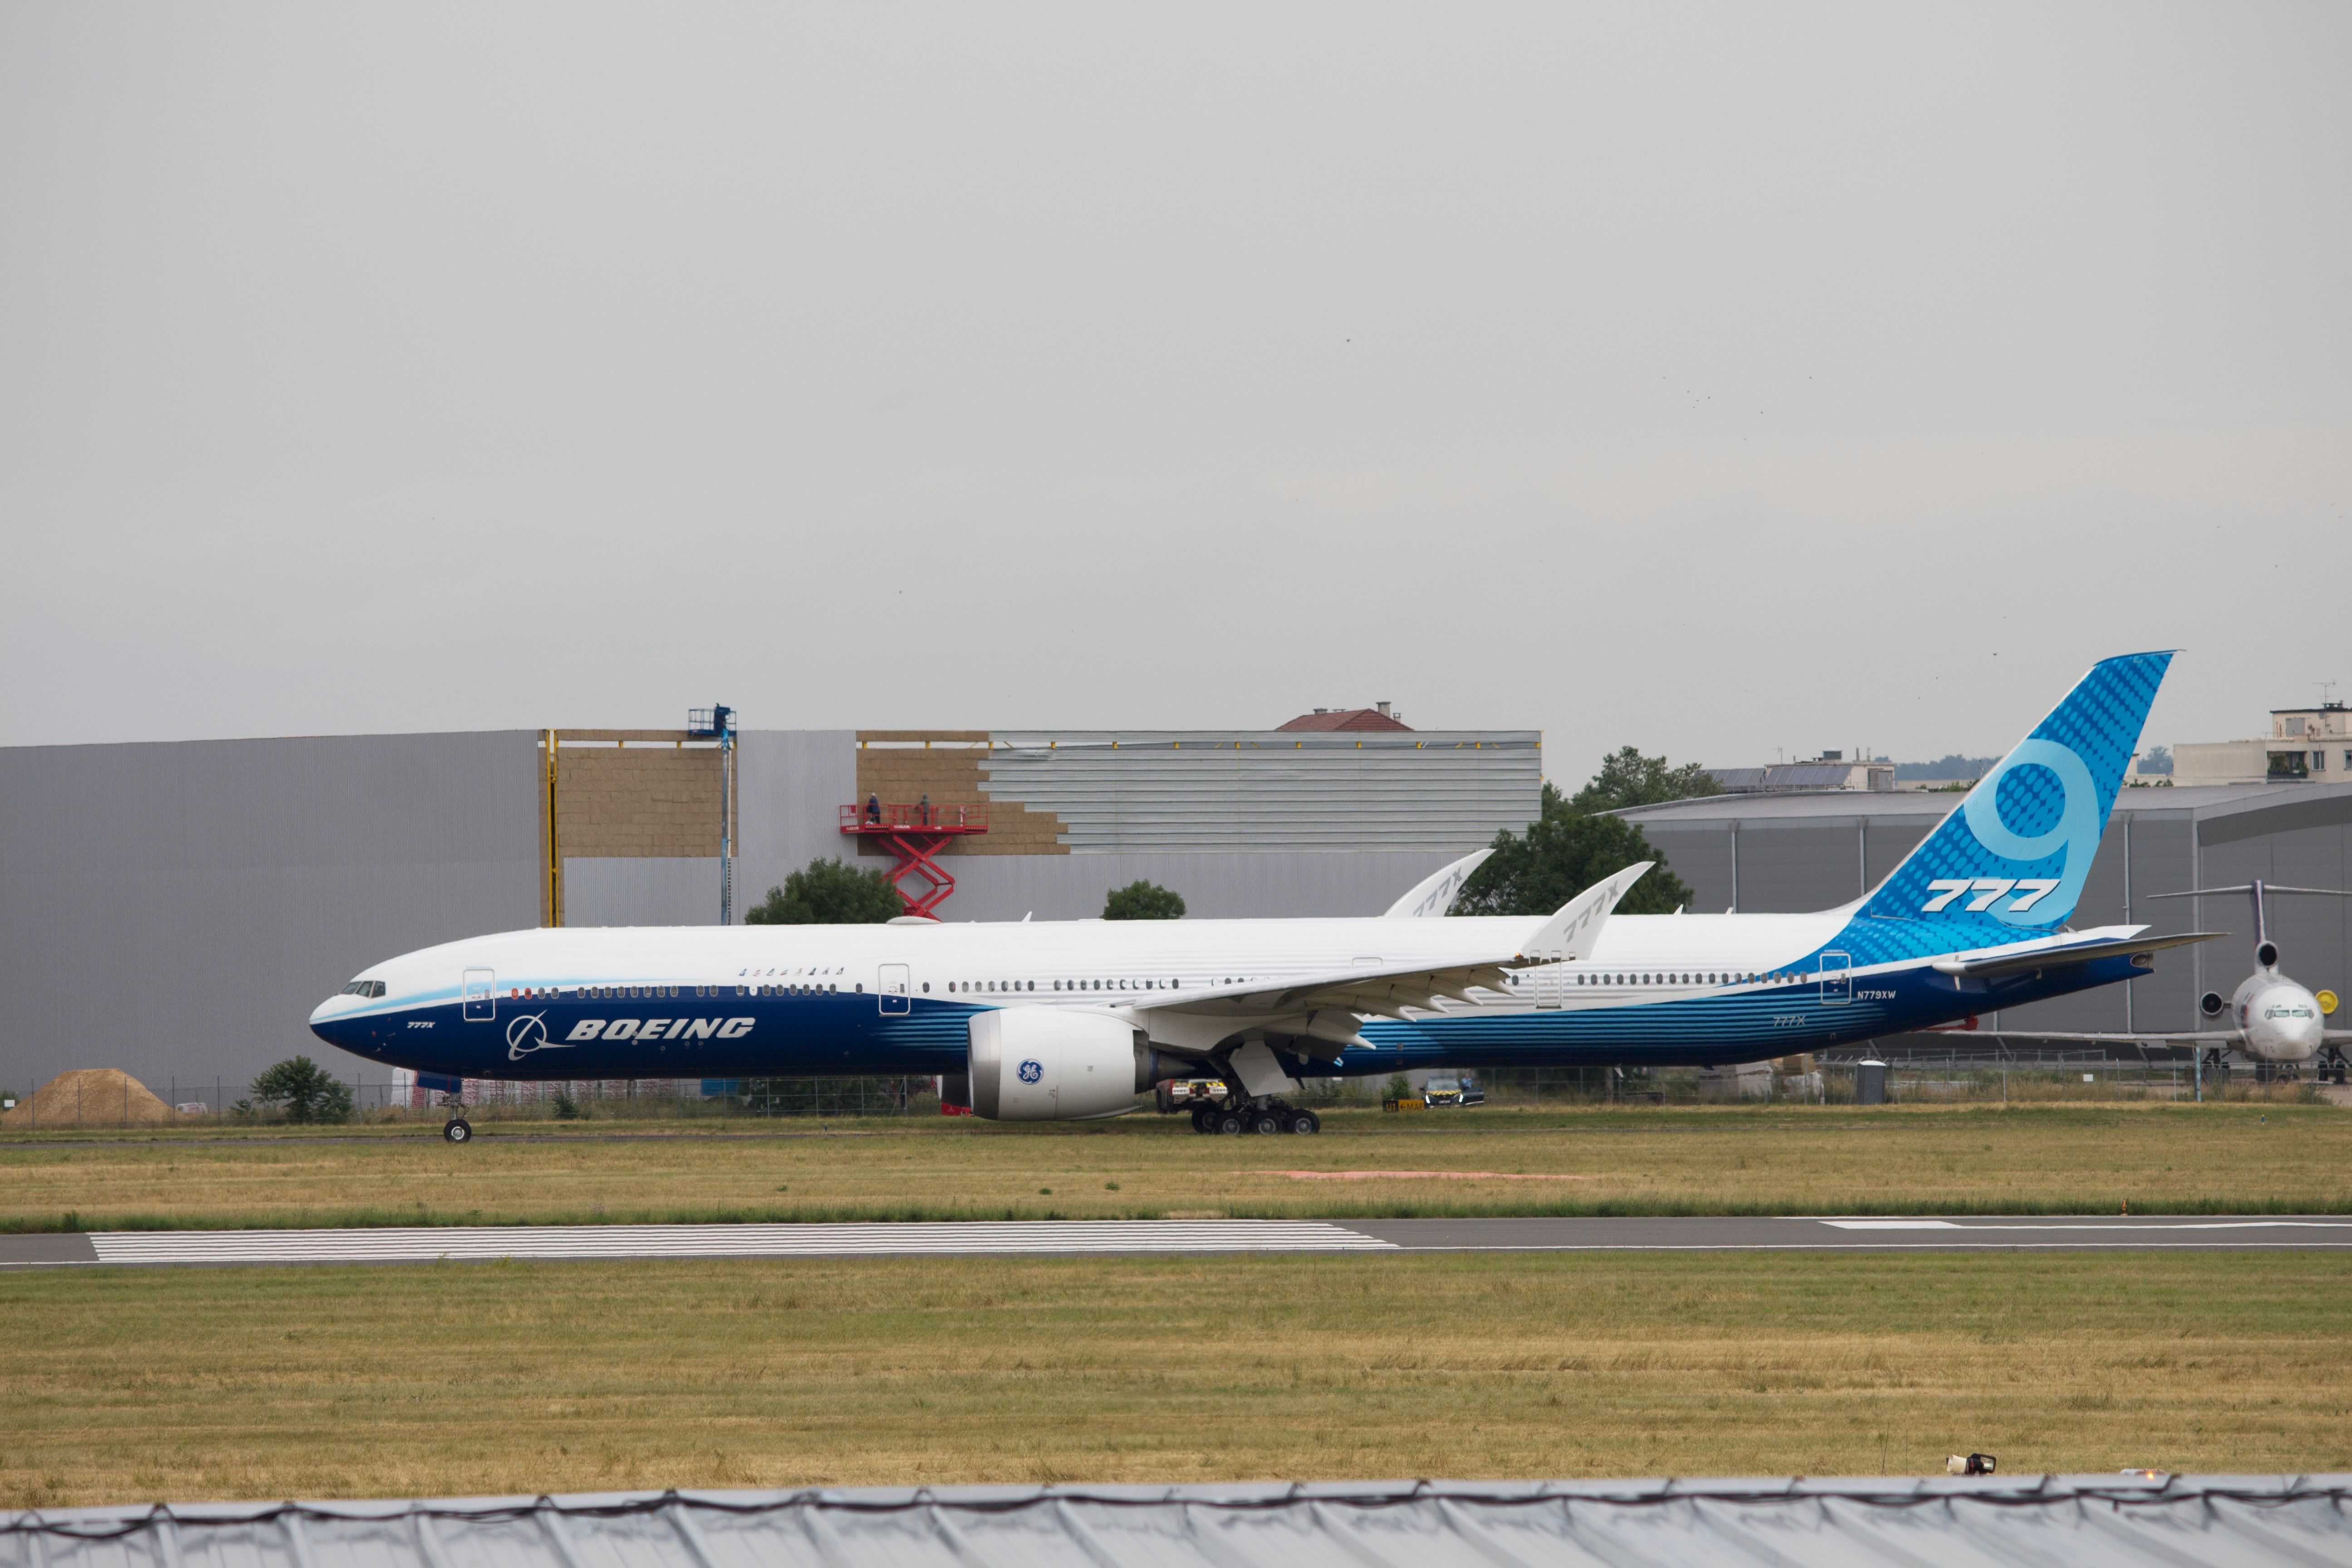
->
[[309, 992, 365, 1043], [2253, 986, 2323, 1054]]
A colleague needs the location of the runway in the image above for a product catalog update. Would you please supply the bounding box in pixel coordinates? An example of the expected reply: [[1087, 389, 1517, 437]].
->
[[7, 1214, 2352, 1267]]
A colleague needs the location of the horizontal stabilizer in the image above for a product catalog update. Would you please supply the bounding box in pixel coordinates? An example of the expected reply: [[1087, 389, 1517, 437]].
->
[[1931, 929, 2221, 979], [1961, 1029, 2239, 1047], [2148, 886, 2352, 899]]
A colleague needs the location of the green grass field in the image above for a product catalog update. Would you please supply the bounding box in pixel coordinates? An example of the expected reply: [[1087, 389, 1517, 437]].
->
[[5, 1250, 2348, 1508], [4, 1102, 2349, 1231]]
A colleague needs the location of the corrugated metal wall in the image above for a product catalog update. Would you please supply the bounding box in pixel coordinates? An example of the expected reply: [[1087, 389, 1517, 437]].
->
[[12, 1476, 2348, 1568], [0, 732, 540, 1092], [568, 852, 1464, 925], [895, 849, 1463, 921], [980, 731, 1540, 852]]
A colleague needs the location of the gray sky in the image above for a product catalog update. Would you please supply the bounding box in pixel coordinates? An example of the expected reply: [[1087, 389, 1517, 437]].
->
[[4, 2, 2346, 785]]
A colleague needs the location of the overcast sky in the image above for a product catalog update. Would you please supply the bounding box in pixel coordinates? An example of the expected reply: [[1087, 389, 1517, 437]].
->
[[3, 2, 2345, 784]]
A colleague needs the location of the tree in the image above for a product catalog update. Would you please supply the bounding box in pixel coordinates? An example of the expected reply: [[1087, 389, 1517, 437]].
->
[[746, 857, 904, 924], [1455, 781, 1695, 918], [1102, 880, 1186, 920], [1568, 746, 1723, 813], [250, 1056, 355, 1124]]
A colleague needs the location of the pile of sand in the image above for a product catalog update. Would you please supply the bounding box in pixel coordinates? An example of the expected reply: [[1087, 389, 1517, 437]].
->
[[2, 1068, 175, 1129]]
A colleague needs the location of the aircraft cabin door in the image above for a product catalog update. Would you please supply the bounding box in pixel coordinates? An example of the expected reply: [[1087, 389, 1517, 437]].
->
[[1535, 966, 1563, 1010], [878, 963, 911, 1016], [1818, 952, 1852, 1006], [462, 968, 496, 1022]]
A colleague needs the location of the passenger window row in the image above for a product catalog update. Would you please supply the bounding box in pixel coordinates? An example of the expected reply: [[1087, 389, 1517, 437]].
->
[[1570, 971, 1805, 987], [941, 979, 1189, 994], [500, 981, 873, 1002]]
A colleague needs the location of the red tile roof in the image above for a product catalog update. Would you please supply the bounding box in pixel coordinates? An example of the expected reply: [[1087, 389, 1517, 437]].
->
[[1276, 708, 1413, 732]]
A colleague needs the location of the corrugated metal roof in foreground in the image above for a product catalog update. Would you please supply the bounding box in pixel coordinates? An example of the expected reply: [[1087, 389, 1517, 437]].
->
[[981, 730, 1542, 853], [8, 1477, 2350, 1568]]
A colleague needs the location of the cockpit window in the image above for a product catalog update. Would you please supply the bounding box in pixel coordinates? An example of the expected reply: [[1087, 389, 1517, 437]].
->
[[340, 980, 387, 998]]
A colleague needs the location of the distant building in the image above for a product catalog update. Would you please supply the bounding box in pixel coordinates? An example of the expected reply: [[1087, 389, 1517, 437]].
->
[[1276, 703, 1412, 732], [2173, 701, 2352, 787], [1708, 751, 1893, 794]]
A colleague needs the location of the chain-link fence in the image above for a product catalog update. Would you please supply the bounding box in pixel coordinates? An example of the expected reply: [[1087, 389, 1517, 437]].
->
[[3, 1057, 2326, 1131], [1474, 1056, 2322, 1107]]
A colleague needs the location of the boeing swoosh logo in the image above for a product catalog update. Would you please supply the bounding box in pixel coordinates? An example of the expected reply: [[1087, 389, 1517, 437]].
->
[[506, 1013, 559, 1061]]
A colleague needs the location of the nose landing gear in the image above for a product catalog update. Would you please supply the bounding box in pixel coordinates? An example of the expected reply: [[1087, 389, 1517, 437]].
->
[[442, 1117, 472, 1143]]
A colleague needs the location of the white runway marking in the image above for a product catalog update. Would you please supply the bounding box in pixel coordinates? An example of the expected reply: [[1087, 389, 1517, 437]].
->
[[86, 1220, 1397, 1265], [1817, 1219, 2352, 1232]]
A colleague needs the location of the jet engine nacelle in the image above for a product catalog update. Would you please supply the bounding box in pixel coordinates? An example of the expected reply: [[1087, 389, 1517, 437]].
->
[[970, 1006, 1160, 1120]]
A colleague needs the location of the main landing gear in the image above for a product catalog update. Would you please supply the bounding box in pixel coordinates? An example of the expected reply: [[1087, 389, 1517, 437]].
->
[[442, 1117, 473, 1143], [1191, 1100, 1318, 1135]]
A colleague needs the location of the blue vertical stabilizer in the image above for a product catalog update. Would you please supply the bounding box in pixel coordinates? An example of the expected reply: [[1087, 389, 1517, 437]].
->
[[1852, 651, 2173, 936]]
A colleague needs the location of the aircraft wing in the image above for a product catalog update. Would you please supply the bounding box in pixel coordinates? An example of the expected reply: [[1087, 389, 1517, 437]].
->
[[1152, 862, 1651, 1023], [1153, 961, 1525, 1023], [1383, 848, 1495, 918], [1929, 930, 2223, 979]]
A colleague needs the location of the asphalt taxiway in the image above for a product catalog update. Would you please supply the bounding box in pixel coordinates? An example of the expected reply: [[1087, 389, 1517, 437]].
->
[[6, 1214, 2352, 1267]]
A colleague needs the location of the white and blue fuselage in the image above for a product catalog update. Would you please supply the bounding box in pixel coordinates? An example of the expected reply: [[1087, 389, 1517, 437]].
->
[[307, 906, 2160, 1087], [310, 653, 2194, 1108]]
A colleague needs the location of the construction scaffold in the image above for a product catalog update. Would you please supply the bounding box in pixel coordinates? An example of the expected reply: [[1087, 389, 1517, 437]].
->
[[840, 801, 989, 917]]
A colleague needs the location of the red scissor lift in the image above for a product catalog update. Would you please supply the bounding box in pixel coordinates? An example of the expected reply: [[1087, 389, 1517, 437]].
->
[[840, 801, 989, 917]]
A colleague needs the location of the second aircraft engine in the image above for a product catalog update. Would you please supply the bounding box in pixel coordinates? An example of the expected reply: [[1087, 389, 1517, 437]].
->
[[969, 1006, 1158, 1120]]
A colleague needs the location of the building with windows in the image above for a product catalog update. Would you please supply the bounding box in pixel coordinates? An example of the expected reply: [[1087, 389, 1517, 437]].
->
[[2173, 701, 2352, 786]]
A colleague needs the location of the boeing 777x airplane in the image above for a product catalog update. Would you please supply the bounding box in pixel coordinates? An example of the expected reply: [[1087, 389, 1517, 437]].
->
[[312, 651, 2212, 1138]]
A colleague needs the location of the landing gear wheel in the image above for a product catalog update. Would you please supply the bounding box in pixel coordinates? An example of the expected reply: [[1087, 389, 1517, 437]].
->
[[442, 1117, 472, 1144], [1286, 1109, 1320, 1134], [1250, 1111, 1284, 1135], [1215, 1112, 1245, 1135]]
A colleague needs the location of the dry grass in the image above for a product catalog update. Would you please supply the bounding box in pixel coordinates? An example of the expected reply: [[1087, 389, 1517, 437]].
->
[[5, 1103, 2351, 1230], [4, 1250, 2348, 1507]]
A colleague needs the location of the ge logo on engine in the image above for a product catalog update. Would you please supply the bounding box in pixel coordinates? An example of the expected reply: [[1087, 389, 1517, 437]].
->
[[1017, 1058, 1044, 1084]]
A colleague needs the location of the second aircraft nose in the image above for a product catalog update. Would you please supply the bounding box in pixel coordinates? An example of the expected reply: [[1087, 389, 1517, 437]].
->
[[2247, 984, 2323, 1059]]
